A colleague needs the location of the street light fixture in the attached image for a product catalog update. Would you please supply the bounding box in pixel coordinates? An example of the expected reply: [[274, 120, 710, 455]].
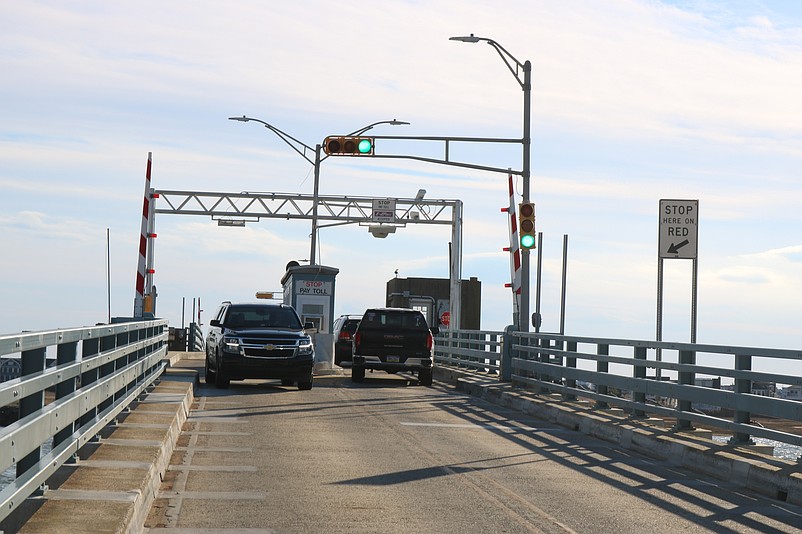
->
[[450, 33, 533, 333], [347, 119, 410, 137], [229, 116, 318, 166], [228, 116, 409, 265]]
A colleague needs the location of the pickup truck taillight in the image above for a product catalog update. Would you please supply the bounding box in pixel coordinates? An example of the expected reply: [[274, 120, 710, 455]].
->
[[426, 331, 433, 350], [354, 331, 361, 350]]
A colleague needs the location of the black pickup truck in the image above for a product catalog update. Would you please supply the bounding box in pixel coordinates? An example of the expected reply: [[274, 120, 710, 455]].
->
[[351, 307, 437, 386]]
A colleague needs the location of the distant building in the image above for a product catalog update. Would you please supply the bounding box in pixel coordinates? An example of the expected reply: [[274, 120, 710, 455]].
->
[[386, 276, 481, 329], [691, 378, 784, 412], [751, 381, 776, 397], [0, 358, 21, 382], [695, 377, 721, 389], [780, 385, 802, 401], [0, 358, 58, 382], [693, 377, 722, 412]]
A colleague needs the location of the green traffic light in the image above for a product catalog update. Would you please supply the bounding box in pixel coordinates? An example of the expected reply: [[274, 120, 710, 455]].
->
[[520, 234, 536, 249], [358, 138, 373, 154]]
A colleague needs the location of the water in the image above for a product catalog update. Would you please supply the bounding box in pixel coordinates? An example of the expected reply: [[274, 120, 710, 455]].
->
[[712, 435, 802, 461], [0, 438, 52, 488], [1, 466, 13, 487]]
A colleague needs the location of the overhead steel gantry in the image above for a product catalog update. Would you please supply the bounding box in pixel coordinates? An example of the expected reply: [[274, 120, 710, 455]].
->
[[153, 189, 464, 328]]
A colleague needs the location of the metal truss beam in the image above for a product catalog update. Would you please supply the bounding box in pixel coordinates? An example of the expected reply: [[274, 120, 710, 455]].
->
[[153, 189, 464, 329], [154, 190, 457, 226]]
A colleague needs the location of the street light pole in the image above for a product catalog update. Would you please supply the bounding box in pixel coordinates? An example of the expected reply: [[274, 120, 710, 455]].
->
[[522, 59, 532, 333], [310, 143, 322, 264], [450, 34, 533, 333], [229, 116, 409, 265]]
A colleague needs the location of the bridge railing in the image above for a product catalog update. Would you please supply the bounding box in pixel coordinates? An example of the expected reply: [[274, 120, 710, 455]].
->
[[435, 328, 802, 456], [434, 329, 503, 374], [0, 320, 168, 522], [188, 322, 205, 352]]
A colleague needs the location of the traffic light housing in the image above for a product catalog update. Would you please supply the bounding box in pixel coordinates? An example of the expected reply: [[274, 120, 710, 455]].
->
[[323, 136, 375, 156], [519, 202, 536, 250]]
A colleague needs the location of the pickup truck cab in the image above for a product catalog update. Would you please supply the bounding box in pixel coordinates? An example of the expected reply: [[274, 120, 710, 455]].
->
[[351, 307, 437, 386]]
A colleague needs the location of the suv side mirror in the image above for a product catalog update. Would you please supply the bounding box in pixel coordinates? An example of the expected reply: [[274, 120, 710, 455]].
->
[[430, 326, 440, 335], [210, 319, 221, 327], [304, 322, 315, 331]]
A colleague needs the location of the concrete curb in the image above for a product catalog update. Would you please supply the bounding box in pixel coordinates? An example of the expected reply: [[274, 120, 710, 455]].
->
[[7, 366, 197, 534], [433, 365, 802, 506]]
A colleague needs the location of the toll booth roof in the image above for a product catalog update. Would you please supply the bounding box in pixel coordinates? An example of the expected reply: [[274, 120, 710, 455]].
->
[[281, 264, 339, 284]]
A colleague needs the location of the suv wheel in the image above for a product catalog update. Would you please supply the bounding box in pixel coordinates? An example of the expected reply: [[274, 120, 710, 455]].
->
[[214, 355, 230, 389], [297, 375, 313, 390], [351, 365, 365, 382], [418, 368, 433, 387], [204, 354, 216, 384]]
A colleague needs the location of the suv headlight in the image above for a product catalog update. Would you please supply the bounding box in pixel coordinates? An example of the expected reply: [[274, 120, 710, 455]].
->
[[222, 336, 241, 353], [297, 337, 314, 357]]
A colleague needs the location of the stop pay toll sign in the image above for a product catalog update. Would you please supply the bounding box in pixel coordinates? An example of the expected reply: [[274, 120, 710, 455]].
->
[[659, 199, 698, 259]]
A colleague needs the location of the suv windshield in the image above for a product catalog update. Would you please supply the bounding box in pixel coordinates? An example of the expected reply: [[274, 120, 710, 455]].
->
[[224, 305, 302, 330]]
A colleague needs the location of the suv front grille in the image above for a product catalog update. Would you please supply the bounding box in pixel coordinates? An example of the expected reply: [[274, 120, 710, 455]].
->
[[240, 336, 301, 358]]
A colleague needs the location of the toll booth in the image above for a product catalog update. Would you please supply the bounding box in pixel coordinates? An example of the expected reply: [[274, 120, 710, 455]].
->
[[281, 263, 339, 369], [281, 264, 339, 333]]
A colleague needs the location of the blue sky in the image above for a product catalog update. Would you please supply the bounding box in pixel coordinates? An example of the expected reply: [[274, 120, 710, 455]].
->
[[2, 1, 802, 372]]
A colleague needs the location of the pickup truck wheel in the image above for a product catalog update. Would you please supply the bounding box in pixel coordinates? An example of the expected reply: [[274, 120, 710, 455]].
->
[[419, 368, 433, 387], [351, 365, 365, 382]]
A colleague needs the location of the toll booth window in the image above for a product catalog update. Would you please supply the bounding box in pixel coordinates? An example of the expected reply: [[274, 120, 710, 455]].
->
[[305, 317, 322, 331], [302, 304, 324, 315]]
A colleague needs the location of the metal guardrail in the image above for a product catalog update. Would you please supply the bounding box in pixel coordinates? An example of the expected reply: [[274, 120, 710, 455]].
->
[[0, 320, 168, 522], [188, 322, 204, 352], [434, 328, 802, 457], [434, 329, 504, 374]]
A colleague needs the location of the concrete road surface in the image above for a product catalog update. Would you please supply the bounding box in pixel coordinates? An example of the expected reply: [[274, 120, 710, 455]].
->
[[144, 368, 802, 533]]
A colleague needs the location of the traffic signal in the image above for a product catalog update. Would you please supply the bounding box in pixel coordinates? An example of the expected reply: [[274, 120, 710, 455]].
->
[[323, 136, 375, 156], [519, 202, 536, 250]]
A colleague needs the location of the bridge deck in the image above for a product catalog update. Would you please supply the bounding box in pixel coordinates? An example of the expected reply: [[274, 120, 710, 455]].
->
[[4, 353, 801, 532]]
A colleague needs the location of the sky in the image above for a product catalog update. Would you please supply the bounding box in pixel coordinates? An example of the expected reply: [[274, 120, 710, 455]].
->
[[3, 1, 802, 374]]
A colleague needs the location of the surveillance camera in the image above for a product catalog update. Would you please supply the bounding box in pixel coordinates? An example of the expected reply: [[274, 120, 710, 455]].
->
[[368, 225, 396, 238]]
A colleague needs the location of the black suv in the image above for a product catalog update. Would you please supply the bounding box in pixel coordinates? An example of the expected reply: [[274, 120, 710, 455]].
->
[[205, 302, 315, 390], [332, 314, 361, 366], [351, 307, 437, 386]]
